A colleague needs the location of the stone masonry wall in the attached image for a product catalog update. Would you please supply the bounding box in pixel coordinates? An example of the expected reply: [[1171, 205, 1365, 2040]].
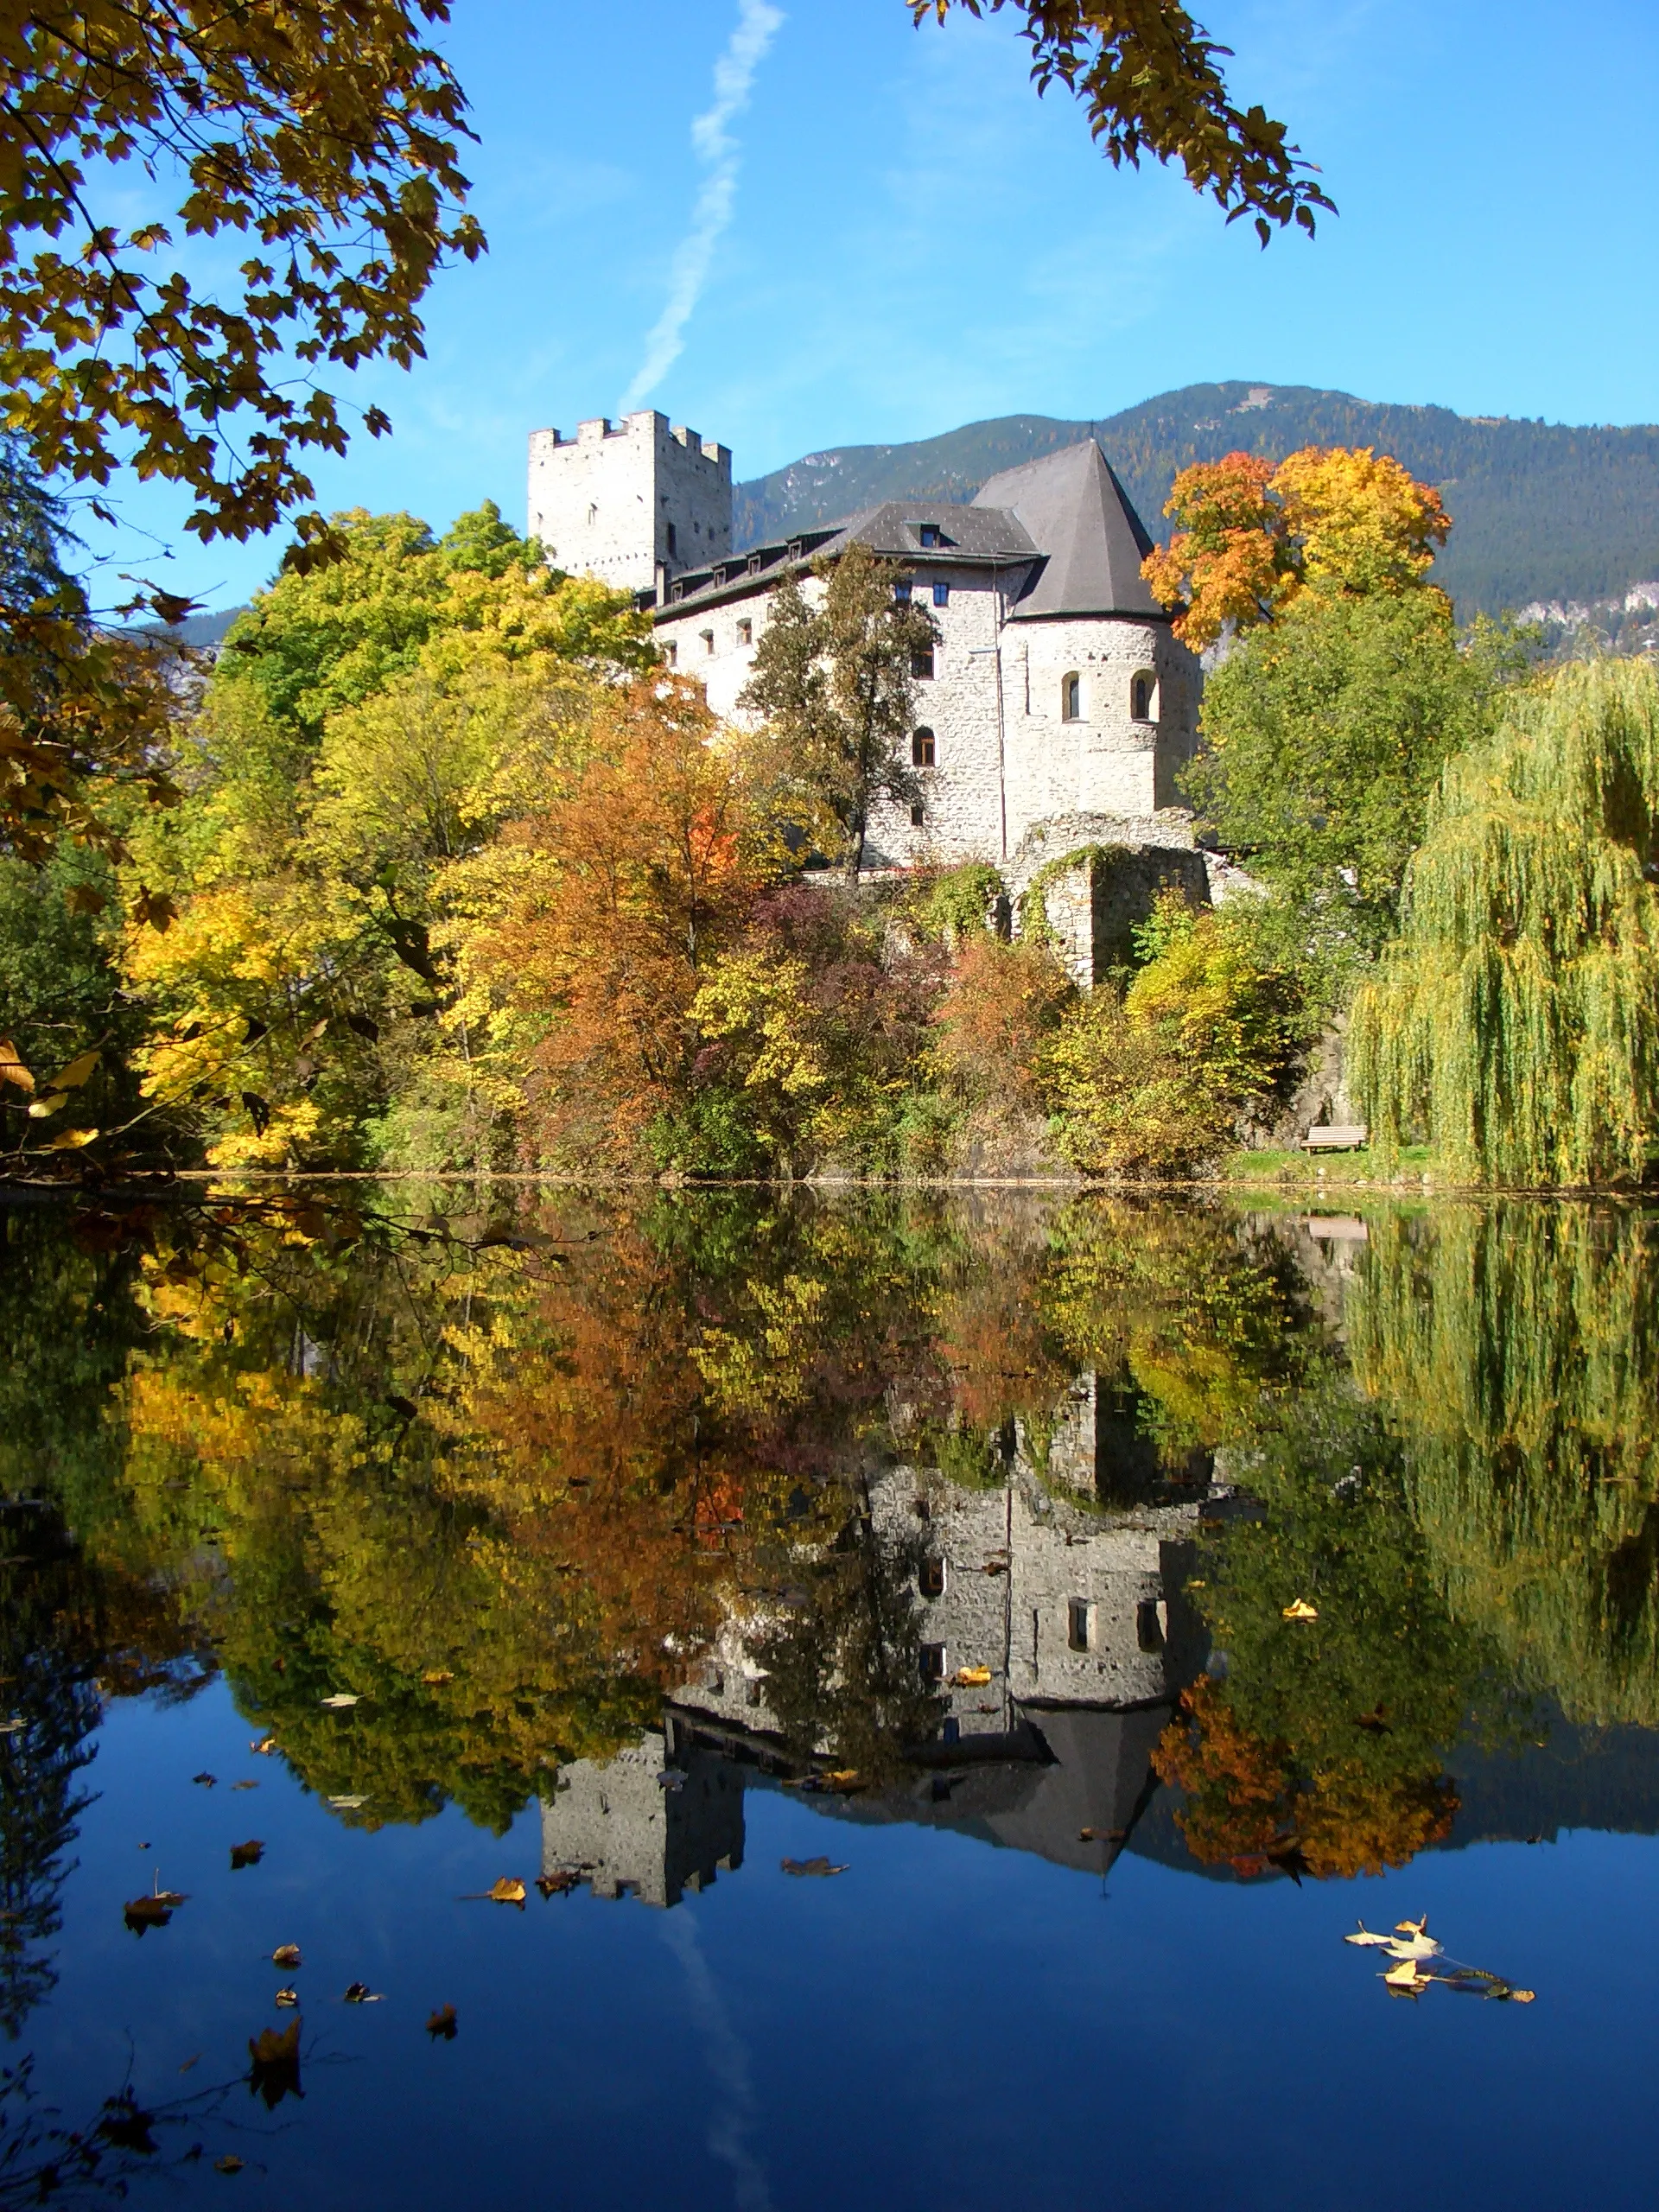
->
[[527, 410, 731, 596]]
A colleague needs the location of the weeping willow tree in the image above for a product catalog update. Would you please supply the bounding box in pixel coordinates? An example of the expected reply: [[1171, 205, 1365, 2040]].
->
[[1348, 1205, 1659, 1727], [1351, 659, 1659, 1185]]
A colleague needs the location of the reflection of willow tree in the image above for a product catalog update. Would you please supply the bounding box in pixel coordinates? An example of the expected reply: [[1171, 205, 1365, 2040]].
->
[[1154, 1382, 1504, 1879], [1349, 1205, 1659, 1728]]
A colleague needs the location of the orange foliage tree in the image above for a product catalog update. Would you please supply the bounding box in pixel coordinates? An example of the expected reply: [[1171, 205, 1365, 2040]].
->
[[1142, 445, 1452, 648], [1153, 1676, 1459, 1881], [449, 676, 774, 1166]]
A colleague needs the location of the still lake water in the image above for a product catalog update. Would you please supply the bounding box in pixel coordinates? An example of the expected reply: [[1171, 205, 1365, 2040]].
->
[[5, 1186, 1659, 2208]]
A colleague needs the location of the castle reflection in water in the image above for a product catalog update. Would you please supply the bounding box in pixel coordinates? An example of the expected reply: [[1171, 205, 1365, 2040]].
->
[[541, 1374, 1216, 1906]]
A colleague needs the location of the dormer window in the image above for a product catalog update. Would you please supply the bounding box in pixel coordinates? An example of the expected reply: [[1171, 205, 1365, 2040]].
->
[[917, 523, 940, 549], [787, 538, 803, 561], [1062, 672, 1082, 721], [748, 553, 762, 575], [712, 566, 727, 588], [671, 582, 684, 604]]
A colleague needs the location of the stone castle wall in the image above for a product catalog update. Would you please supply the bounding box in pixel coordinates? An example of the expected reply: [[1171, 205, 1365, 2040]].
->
[[527, 410, 731, 595]]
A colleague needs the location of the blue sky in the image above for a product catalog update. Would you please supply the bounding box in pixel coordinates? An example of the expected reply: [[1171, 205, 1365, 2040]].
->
[[90, 0, 1659, 612]]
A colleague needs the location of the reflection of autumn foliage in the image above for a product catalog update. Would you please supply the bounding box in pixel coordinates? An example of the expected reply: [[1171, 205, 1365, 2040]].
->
[[434, 1225, 757, 1684], [1154, 1676, 1457, 1881]]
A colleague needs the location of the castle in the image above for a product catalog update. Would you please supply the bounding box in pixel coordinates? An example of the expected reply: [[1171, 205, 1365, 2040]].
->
[[527, 410, 1214, 971]]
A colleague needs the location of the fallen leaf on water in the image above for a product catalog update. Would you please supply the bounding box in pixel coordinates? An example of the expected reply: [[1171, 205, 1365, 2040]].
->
[[1281, 1599, 1319, 1623], [192, 1770, 217, 1787], [342, 1981, 384, 2004], [229, 1840, 264, 1871], [214, 2156, 245, 2175], [248, 2018, 302, 2107], [781, 1857, 848, 1878], [231, 1779, 260, 1791], [1384, 1929, 1443, 1961], [320, 1693, 360, 1709], [274, 1987, 299, 2008], [952, 1665, 993, 1687], [820, 1770, 864, 1792], [124, 1878, 188, 1934], [271, 1944, 302, 1969], [483, 1877, 526, 1907], [1382, 1958, 1433, 1996], [425, 2004, 458, 2041], [251, 1737, 277, 1756], [1344, 1923, 1395, 1948], [537, 1872, 579, 1897], [326, 1794, 368, 1811], [0, 1717, 23, 1735], [1395, 1915, 1429, 1937], [421, 1669, 454, 1686]]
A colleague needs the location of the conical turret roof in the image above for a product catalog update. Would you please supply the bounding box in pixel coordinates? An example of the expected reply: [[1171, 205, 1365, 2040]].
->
[[972, 441, 1162, 620]]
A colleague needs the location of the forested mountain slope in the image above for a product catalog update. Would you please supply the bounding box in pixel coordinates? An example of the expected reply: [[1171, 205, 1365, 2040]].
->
[[734, 383, 1659, 618]]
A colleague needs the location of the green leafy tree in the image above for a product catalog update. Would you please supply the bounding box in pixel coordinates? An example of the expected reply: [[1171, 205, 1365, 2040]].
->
[[1351, 658, 1659, 1185], [739, 542, 938, 874], [1188, 593, 1521, 954]]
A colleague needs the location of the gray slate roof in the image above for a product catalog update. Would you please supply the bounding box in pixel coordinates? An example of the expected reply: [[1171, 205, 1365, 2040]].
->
[[814, 499, 1036, 563], [974, 441, 1162, 620], [652, 436, 1162, 622]]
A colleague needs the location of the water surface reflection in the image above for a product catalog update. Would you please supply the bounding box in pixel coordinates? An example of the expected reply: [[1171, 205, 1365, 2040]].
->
[[5, 1190, 1659, 2204]]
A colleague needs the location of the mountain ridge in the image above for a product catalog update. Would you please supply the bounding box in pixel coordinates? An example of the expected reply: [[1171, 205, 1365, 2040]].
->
[[734, 382, 1659, 619]]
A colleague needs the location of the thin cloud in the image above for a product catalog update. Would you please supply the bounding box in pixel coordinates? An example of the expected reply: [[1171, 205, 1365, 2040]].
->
[[620, 0, 784, 412], [660, 1910, 773, 2212]]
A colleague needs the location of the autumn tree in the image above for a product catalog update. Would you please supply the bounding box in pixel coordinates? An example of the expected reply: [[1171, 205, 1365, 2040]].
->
[[120, 507, 647, 1172], [1142, 445, 1452, 651], [739, 542, 938, 875], [914, 2, 1332, 242], [451, 676, 774, 1169]]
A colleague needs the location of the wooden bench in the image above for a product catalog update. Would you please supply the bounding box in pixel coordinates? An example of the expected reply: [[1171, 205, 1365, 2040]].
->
[[1303, 1124, 1368, 1153]]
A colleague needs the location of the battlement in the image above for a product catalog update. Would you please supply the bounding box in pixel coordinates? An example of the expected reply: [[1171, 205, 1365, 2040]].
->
[[527, 408, 732, 594]]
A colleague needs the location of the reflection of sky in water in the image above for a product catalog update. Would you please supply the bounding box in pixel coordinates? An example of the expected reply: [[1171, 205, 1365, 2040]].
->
[[16, 1682, 1659, 2209], [9, 1194, 1659, 2205]]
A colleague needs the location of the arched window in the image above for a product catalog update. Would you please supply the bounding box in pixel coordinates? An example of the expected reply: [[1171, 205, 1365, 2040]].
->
[[1130, 671, 1158, 721], [912, 727, 936, 767], [1062, 672, 1082, 721]]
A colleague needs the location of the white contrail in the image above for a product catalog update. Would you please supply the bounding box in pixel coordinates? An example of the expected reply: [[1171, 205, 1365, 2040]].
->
[[620, 0, 784, 412], [660, 1911, 773, 2212]]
